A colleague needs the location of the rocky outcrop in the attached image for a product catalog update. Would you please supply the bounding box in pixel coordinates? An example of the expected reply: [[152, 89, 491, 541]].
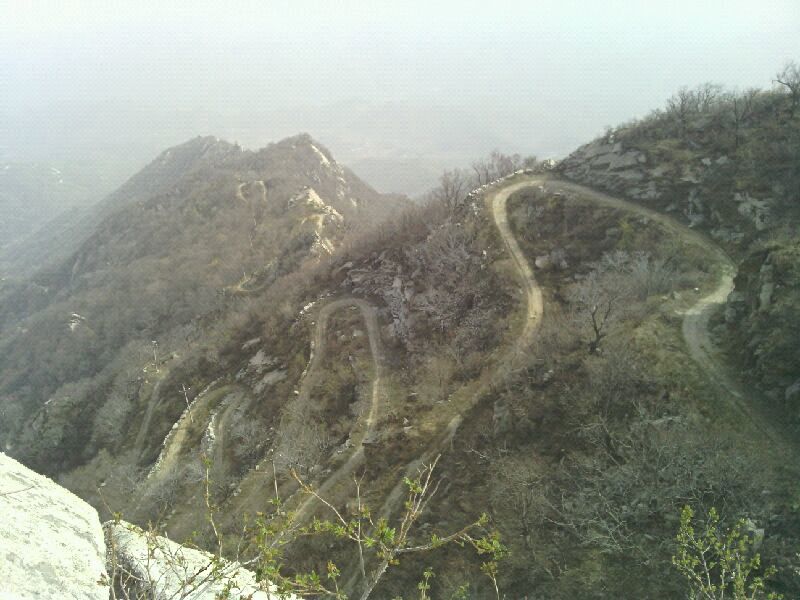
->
[[105, 521, 292, 600], [0, 454, 294, 599], [0, 453, 109, 599], [559, 138, 775, 238], [721, 244, 800, 409], [559, 139, 652, 202]]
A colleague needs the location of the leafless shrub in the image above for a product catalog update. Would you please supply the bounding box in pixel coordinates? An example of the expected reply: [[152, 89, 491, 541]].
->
[[273, 404, 334, 474], [626, 252, 677, 300], [584, 339, 650, 418], [568, 267, 632, 353], [568, 250, 677, 351], [142, 465, 184, 508], [92, 390, 135, 449], [228, 411, 266, 465], [542, 410, 760, 557], [106, 460, 145, 496]]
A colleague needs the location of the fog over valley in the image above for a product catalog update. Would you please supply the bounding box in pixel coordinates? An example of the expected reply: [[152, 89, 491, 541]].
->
[[3, 1, 798, 195]]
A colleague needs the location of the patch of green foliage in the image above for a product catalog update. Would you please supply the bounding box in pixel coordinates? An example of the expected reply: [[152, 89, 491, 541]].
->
[[673, 505, 781, 599]]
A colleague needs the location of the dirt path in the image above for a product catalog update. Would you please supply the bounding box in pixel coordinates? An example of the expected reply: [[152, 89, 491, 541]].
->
[[207, 393, 245, 472], [537, 179, 774, 431], [491, 180, 545, 351], [376, 178, 547, 520], [288, 298, 384, 525], [146, 380, 232, 478], [377, 172, 785, 522], [133, 374, 169, 462], [228, 297, 385, 525]]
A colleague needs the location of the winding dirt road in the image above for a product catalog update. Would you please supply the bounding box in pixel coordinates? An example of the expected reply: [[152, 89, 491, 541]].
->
[[147, 382, 237, 479], [534, 179, 766, 429], [378, 172, 781, 521], [227, 297, 385, 526], [287, 298, 384, 525], [133, 374, 169, 462], [375, 179, 547, 520]]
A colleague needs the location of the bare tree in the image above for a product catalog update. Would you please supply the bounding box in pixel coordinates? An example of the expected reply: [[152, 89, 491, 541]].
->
[[666, 87, 697, 139], [568, 267, 631, 353], [432, 169, 470, 213], [775, 61, 800, 117], [666, 83, 723, 139], [472, 159, 492, 186], [729, 88, 760, 149]]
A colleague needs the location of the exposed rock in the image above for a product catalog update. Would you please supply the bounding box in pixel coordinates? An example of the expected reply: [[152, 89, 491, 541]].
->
[[685, 189, 705, 227], [241, 337, 261, 350], [492, 401, 513, 437], [534, 255, 552, 270], [724, 291, 747, 324], [247, 349, 278, 375], [758, 262, 775, 311], [744, 519, 765, 551], [0, 453, 109, 600], [559, 139, 657, 205], [550, 248, 569, 270], [711, 227, 744, 243], [534, 249, 568, 271], [254, 369, 287, 394], [759, 281, 775, 311], [608, 151, 644, 171], [628, 180, 660, 200], [734, 192, 771, 231], [785, 380, 800, 404], [105, 520, 292, 599]]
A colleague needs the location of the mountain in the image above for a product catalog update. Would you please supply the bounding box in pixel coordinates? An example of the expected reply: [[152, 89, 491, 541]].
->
[[2, 83, 799, 599], [0, 134, 403, 472]]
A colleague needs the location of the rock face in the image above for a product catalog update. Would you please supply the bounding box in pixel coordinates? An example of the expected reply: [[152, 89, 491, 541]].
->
[[0, 452, 109, 600], [105, 521, 293, 600], [559, 139, 651, 202]]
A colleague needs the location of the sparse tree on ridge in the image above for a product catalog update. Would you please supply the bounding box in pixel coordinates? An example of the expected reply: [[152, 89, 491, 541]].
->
[[774, 61, 800, 117]]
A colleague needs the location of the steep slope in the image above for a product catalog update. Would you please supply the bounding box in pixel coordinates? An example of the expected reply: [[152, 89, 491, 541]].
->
[[0, 134, 401, 474]]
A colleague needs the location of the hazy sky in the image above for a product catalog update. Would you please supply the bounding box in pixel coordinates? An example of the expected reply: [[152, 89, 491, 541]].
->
[[2, 0, 799, 192]]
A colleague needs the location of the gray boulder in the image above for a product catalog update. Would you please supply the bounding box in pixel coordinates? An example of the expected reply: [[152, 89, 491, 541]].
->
[[0, 452, 109, 600]]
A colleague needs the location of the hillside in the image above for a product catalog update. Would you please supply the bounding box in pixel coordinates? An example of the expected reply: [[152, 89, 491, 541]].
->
[[0, 134, 403, 475], [2, 86, 799, 599], [559, 80, 800, 420]]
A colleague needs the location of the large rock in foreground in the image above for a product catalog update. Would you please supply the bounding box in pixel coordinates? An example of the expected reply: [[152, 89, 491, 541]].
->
[[105, 521, 293, 599], [0, 452, 109, 599]]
